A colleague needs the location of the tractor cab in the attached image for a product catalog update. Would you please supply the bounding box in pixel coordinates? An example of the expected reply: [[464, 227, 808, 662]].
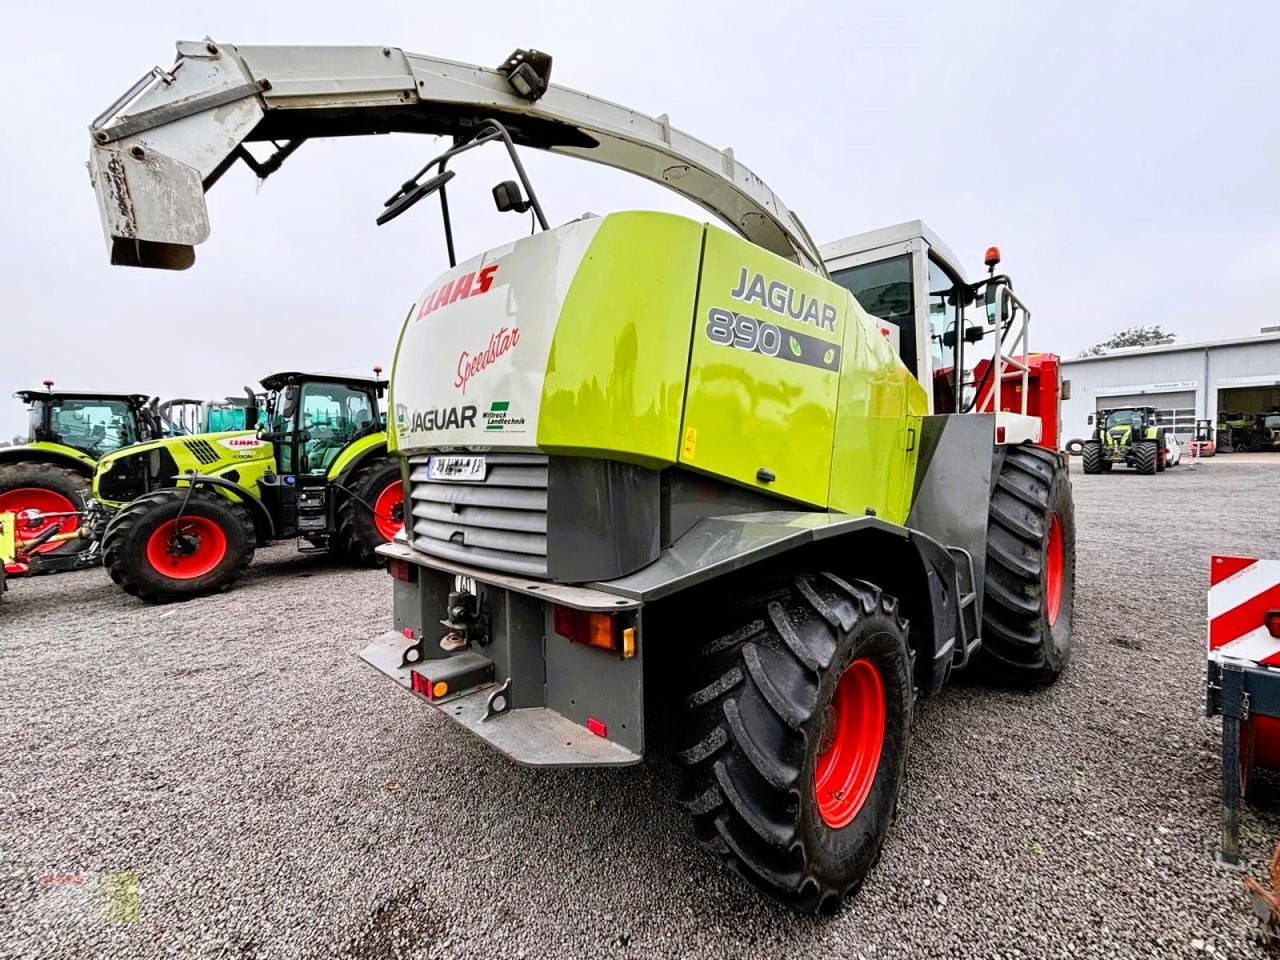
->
[[258, 372, 386, 478], [822, 222, 1054, 447], [16, 386, 156, 460]]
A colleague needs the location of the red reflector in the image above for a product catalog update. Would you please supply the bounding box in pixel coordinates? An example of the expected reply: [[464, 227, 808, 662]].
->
[[1267, 611, 1280, 639], [410, 671, 430, 695], [587, 717, 607, 738], [552, 605, 618, 651], [996, 425, 1006, 443], [389, 559, 413, 582], [402, 626, 415, 639]]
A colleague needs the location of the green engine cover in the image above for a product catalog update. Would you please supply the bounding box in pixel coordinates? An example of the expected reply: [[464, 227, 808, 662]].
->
[[389, 211, 926, 523]]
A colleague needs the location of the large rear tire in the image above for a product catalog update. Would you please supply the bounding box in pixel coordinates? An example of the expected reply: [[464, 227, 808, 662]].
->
[[974, 443, 1076, 685], [0, 461, 91, 559], [1081, 441, 1103, 475], [1134, 440, 1158, 475], [102, 489, 255, 603], [676, 573, 912, 914], [334, 459, 405, 566]]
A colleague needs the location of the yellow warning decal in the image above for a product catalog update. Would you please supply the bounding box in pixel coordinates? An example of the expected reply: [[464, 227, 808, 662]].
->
[[682, 426, 697, 460]]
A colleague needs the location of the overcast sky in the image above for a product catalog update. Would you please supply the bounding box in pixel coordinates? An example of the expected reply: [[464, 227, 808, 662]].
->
[[1, 0, 1276, 438]]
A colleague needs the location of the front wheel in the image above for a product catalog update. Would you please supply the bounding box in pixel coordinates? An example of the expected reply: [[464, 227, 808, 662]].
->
[[1081, 440, 1103, 474], [101, 489, 255, 603], [676, 573, 912, 913], [974, 443, 1076, 685]]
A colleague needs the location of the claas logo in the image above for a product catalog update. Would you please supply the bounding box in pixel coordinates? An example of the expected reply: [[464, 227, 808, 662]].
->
[[416, 263, 499, 321]]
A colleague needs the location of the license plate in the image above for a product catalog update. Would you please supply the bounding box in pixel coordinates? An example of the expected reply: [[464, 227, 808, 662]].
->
[[427, 455, 487, 482]]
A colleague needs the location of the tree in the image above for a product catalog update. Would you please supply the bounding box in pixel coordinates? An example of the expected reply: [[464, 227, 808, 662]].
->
[[1079, 325, 1175, 357]]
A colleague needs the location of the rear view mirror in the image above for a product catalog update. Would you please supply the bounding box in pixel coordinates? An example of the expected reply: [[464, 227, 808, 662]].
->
[[493, 180, 532, 214], [1087, 414, 1094, 425]]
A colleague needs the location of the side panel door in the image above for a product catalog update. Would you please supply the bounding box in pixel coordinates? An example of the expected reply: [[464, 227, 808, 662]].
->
[[679, 227, 842, 506]]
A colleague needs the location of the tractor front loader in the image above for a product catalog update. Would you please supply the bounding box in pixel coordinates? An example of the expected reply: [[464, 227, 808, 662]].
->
[[93, 371, 404, 603], [0, 383, 167, 572], [1082, 406, 1165, 475], [88, 41, 1076, 912]]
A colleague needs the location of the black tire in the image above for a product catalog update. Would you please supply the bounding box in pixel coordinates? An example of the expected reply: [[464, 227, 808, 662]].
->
[[1064, 438, 1085, 457], [974, 443, 1076, 685], [1155, 437, 1166, 472], [334, 458, 404, 566], [0, 461, 92, 559], [676, 573, 912, 914], [1081, 441, 1103, 474], [1134, 440, 1158, 475], [101, 489, 254, 603]]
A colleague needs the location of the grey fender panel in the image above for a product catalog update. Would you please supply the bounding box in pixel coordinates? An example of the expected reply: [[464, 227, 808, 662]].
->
[[593, 511, 910, 602], [907, 414, 997, 620]]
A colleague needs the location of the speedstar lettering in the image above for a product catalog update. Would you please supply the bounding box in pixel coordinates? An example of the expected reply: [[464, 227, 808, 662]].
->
[[730, 267, 838, 332], [409, 406, 478, 432], [416, 263, 500, 321], [456, 326, 520, 394]]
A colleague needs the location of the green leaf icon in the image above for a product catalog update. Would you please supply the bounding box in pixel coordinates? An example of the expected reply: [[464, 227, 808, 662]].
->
[[788, 335, 802, 357], [823, 348, 835, 365]]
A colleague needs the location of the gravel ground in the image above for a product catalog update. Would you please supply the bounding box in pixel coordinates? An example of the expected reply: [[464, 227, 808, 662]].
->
[[3, 454, 1280, 959]]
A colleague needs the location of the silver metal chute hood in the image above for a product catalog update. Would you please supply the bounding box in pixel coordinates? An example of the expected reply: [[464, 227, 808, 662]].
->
[[88, 41, 825, 274]]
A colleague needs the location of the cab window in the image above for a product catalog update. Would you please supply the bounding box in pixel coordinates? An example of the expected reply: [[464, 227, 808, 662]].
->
[[49, 399, 137, 455], [927, 259, 964, 413], [831, 255, 917, 376], [298, 383, 375, 475]]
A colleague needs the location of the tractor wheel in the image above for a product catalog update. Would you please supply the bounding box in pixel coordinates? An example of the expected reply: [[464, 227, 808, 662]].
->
[[0, 461, 91, 560], [101, 489, 255, 603], [1081, 441, 1103, 474], [676, 573, 912, 914], [973, 443, 1075, 685], [334, 459, 405, 566], [1155, 439, 1166, 472], [1134, 440, 1158, 475]]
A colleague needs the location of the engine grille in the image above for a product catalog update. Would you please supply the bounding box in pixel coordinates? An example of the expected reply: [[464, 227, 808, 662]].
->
[[408, 453, 548, 577], [184, 439, 220, 465]]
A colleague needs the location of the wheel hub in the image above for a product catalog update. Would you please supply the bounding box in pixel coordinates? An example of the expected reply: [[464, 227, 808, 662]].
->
[[814, 657, 886, 829]]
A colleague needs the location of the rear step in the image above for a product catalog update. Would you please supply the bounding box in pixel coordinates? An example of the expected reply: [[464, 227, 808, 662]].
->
[[947, 545, 981, 667]]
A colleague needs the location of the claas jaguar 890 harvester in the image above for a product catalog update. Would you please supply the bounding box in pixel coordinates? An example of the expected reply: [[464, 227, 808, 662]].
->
[[88, 41, 1075, 912]]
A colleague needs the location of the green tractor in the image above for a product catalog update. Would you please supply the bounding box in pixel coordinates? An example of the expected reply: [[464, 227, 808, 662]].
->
[[1082, 406, 1166, 474], [95, 370, 405, 602], [0, 383, 164, 570], [87, 42, 1077, 912]]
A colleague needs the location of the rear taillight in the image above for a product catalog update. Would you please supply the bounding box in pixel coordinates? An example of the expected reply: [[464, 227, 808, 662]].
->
[[552, 605, 630, 654], [1267, 610, 1280, 639], [388, 558, 413, 582]]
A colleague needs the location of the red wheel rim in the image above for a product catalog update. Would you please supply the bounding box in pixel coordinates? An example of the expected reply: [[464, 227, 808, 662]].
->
[[0, 488, 78, 554], [372, 480, 405, 542], [145, 516, 228, 580], [815, 658, 885, 829], [1045, 513, 1064, 626]]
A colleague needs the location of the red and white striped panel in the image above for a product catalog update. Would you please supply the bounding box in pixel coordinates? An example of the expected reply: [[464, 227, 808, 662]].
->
[[1209, 555, 1280, 665]]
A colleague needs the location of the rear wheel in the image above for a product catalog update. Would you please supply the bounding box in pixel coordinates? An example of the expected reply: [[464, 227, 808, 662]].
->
[[102, 489, 255, 603], [676, 573, 912, 913], [974, 443, 1075, 685], [0, 462, 90, 559], [334, 459, 404, 566], [1081, 441, 1103, 474], [1134, 440, 1158, 475]]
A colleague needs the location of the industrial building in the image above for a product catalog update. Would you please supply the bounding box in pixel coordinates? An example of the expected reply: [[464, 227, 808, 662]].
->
[[1060, 329, 1280, 447]]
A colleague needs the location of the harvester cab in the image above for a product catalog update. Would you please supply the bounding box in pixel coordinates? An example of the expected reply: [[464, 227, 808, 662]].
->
[[0, 383, 161, 571], [1083, 406, 1165, 474], [87, 41, 1075, 913], [94, 369, 404, 601]]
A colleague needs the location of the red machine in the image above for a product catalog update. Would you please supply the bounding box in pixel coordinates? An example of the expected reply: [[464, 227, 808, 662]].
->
[[971, 353, 1064, 451]]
